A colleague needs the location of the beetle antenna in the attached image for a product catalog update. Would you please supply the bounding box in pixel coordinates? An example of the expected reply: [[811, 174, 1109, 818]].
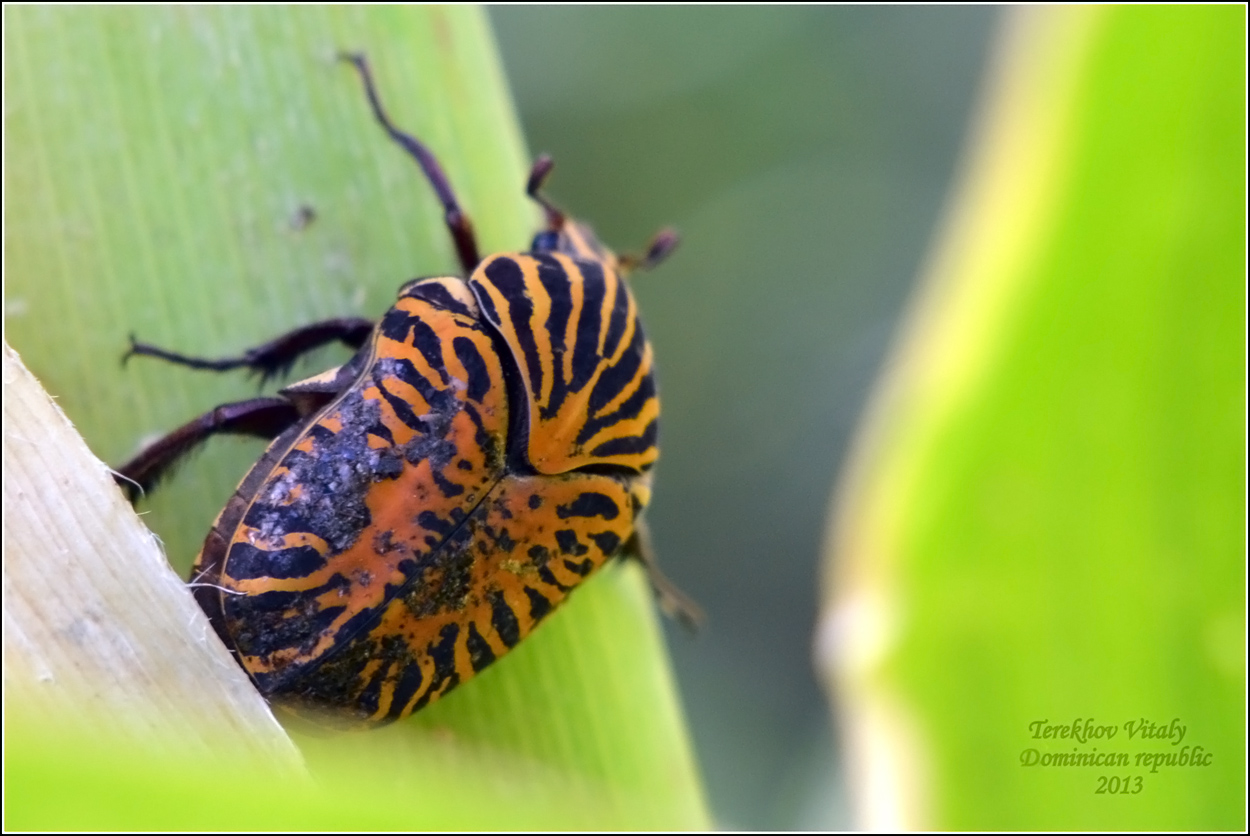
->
[[618, 227, 680, 276], [526, 154, 566, 230]]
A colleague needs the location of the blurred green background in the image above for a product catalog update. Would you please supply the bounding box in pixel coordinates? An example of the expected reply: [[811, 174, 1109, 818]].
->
[[490, 7, 998, 829]]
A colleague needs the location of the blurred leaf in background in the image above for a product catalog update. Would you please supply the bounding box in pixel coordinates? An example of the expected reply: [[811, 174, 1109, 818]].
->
[[492, 7, 998, 828], [5, 6, 705, 829], [822, 5, 1244, 830]]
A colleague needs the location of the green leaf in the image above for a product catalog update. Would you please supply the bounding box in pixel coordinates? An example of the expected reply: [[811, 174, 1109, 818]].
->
[[820, 6, 1244, 829], [4, 6, 707, 829]]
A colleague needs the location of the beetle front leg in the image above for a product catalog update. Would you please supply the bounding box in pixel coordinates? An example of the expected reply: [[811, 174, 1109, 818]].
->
[[124, 317, 374, 385], [114, 397, 305, 502]]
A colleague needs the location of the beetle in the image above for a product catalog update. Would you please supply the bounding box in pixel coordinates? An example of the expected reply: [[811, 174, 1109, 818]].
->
[[115, 53, 698, 725]]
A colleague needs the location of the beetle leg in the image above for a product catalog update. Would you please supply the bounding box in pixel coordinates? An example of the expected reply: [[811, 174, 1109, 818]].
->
[[624, 520, 705, 632], [114, 397, 304, 502], [339, 52, 480, 275], [124, 317, 374, 385]]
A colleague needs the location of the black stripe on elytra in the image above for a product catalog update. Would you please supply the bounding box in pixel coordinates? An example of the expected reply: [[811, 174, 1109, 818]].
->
[[590, 418, 659, 459], [589, 530, 622, 556], [486, 525, 517, 553], [536, 256, 573, 417], [524, 585, 554, 623], [555, 529, 589, 557], [452, 335, 493, 404], [563, 557, 595, 576], [474, 294, 540, 477], [568, 259, 606, 395], [227, 586, 349, 659], [383, 359, 465, 501], [601, 272, 630, 360], [378, 308, 451, 388], [390, 653, 427, 718], [388, 355, 455, 414], [374, 373, 431, 436], [380, 308, 450, 387], [239, 496, 367, 560], [459, 400, 502, 472], [241, 501, 307, 540], [354, 653, 390, 717], [488, 589, 521, 648], [376, 357, 457, 435], [584, 323, 646, 421], [275, 447, 315, 473], [409, 317, 452, 386], [556, 492, 621, 520], [470, 272, 501, 322], [225, 541, 325, 581], [379, 306, 417, 344], [306, 422, 337, 444], [429, 461, 466, 500], [374, 447, 404, 481], [405, 279, 474, 318], [417, 510, 456, 538], [410, 623, 460, 713], [527, 544, 551, 567], [223, 572, 349, 616], [326, 602, 390, 658], [537, 257, 573, 347], [537, 565, 573, 594], [482, 258, 544, 411], [367, 420, 395, 446], [465, 621, 496, 673], [577, 368, 655, 447]]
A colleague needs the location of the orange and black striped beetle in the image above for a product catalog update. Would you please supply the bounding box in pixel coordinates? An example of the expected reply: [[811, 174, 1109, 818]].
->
[[116, 54, 699, 725]]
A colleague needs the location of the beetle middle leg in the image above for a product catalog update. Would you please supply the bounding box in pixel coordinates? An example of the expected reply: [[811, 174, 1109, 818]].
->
[[114, 397, 308, 502], [124, 317, 374, 385]]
